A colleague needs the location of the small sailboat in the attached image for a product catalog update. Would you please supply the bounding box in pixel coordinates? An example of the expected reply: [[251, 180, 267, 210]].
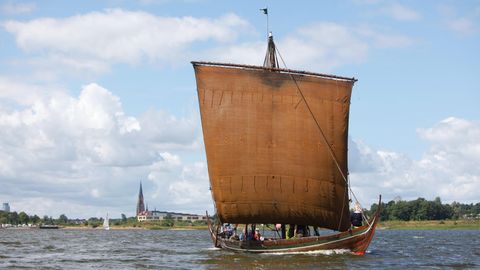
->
[[103, 213, 110, 230], [192, 19, 380, 254]]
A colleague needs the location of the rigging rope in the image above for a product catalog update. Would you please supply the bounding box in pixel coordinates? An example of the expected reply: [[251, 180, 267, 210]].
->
[[276, 48, 348, 187], [275, 46, 367, 229]]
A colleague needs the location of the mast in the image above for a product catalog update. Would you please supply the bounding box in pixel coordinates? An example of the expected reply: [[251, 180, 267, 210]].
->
[[263, 33, 279, 69], [260, 7, 278, 69], [192, 8, 354, 231]]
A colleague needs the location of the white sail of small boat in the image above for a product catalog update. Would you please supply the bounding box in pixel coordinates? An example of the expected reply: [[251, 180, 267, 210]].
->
[[103, 213, 110, 230]]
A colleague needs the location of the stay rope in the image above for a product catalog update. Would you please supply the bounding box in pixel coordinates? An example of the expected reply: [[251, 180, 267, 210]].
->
[[275, 46, 368, 229]]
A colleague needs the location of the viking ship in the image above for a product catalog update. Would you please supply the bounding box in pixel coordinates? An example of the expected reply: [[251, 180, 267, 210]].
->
[[192, 31, 381, 254]]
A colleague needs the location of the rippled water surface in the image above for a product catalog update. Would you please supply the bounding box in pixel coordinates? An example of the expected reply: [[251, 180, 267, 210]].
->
[[0, 229, 479, 269]]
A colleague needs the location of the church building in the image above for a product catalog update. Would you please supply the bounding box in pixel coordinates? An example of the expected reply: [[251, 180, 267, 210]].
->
[[135, 182, 206, 222]]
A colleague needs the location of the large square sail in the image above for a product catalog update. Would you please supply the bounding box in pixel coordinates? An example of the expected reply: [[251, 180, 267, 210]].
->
[[193, 62, 355, 231]]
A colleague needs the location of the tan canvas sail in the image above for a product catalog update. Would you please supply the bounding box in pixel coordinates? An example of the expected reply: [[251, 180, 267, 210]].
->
[[193, 62, 355, 231]]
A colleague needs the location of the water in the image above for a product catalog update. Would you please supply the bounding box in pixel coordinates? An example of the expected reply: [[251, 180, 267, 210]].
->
[[0, 229, 479, 269]]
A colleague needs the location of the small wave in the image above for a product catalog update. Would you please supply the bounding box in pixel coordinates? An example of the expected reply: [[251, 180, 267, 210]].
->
[[413, 236, 424, 239], [43, 245, 56, 250], [264, 249, 352, 256], [0, 241, 22, 246], [204, 247, 222, 251]]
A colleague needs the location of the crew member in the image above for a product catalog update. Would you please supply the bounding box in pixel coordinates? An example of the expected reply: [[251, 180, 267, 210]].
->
[[351, 202, 363, 227]]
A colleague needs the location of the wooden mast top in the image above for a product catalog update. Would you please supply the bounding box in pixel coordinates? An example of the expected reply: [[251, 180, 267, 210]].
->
[[263, 33, 279, 69]]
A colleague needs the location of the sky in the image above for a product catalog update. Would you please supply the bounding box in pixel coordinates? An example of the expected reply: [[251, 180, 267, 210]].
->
[[0, 0, 479, 219]]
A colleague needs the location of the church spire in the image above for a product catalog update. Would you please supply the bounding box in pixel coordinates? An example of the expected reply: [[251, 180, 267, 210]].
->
[[136, 181, 145, 216]]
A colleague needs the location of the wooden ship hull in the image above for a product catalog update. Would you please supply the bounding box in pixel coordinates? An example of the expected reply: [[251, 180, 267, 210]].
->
[[207, 196, 380, 255]]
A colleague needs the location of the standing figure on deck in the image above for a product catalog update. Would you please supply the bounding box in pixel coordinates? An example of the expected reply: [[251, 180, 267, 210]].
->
[[254, 228, 262, 241], [351, 203, 363, 227], [287, 224, 295, 239]]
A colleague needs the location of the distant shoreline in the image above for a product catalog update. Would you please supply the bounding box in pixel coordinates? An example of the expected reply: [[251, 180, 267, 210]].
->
[[3, 220, 478, 231], [58, 225, 209, 230], [68, 220, 479, 230], [378, 219, 480, 230]]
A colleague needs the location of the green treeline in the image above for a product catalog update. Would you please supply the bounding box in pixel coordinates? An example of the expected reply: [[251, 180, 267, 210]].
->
[[0, 211, 207, 228], [368, 197, 480, 221], [0, 211, 80, 226], [0, 211, 134, 226]]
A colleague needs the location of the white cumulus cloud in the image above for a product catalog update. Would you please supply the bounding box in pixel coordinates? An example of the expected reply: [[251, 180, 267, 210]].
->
[[3, 9, 251, 74], [0, 79, 208, 218], [2, 9, 416, 76], [2, 78, 478, 216], [349, 117, 480, 206]]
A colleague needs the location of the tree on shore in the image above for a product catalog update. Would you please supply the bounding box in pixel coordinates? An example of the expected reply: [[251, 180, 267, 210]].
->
[[10, 212, 18, 225], [30, 215, 40, 224], [58, 214, 68, 224], [18, 212, 30, 225]]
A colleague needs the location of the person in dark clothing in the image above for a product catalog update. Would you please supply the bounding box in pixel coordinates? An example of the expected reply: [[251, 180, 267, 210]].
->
[[350, 203, 363, 227], [296, 225, 309, 237], [288, 224, 295, 238]]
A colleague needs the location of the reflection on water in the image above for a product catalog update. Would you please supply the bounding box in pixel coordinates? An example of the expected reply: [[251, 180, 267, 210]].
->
[[0, 229, 478, 269]]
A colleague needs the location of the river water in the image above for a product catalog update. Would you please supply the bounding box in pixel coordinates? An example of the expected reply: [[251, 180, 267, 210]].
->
[[0, 229, 478, 269]]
